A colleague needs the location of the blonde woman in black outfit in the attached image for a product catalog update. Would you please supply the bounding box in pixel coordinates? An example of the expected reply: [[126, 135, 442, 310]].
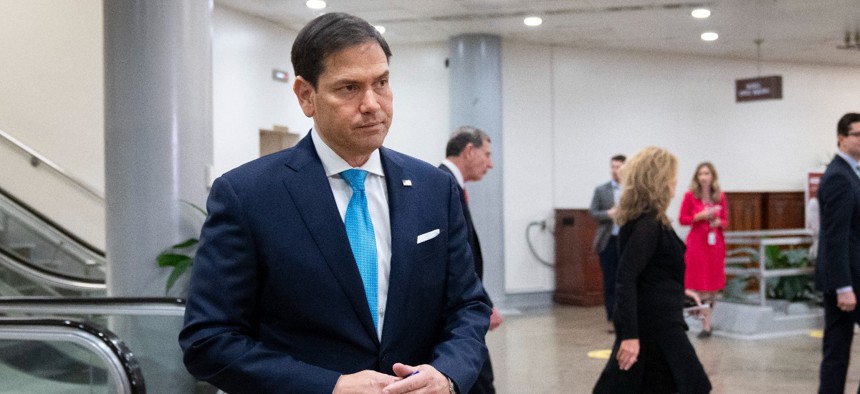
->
[[594, 147, 711, 393]]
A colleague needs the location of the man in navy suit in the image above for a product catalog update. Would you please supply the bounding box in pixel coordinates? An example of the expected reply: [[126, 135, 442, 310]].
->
[[179, 13, 490, 394], [817, 112, 860, 394], [439, 126, 500, 394]]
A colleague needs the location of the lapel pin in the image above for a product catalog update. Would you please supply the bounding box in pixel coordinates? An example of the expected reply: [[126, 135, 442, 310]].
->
[[402, 180, 413, 187]]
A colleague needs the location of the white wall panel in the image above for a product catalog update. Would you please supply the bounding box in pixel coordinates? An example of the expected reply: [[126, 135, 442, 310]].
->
[[0, 0, 104, 248], [502, 41, 555, 293], [385, 42, 450, 165], [213, 7, 310, 177], [550, 48, 860, 225]]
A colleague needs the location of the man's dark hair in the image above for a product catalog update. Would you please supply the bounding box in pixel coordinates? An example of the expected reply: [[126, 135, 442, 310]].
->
[[445, 126, 490, 157], [837, 113, 860, 137], [291, 12, 392, 89], [611, 154, 626, 163]]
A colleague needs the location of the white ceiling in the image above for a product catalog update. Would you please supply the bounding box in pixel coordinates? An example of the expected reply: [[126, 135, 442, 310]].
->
[[215, 0, 860, 67]]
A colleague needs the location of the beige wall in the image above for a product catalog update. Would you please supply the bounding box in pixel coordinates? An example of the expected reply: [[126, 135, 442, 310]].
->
[[0, 0, 105, 248]]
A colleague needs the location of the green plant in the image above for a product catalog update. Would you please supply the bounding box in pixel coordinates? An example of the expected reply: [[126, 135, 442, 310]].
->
[[157, 238, 198, 294], [763, 245, 815, 302], [722, 247, 757, 301], [156, 201, 206, 294], [723, 275, 750, 301]]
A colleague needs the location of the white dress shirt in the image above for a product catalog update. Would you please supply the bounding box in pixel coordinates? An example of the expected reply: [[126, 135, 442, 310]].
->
[[611, 180, 621, 236], [311, 129, 392, 340], [441, 159, 465, 188]]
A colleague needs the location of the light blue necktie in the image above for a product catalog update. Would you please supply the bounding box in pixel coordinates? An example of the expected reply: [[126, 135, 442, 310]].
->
[[341, 169, 378, 329]]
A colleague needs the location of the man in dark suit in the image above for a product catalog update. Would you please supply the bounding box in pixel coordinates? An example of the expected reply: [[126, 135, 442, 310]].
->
[[817, 112, 860, 394], [589, 155, 626, 328], [439, 126, 499, 394], [179, 13, 490, 394]]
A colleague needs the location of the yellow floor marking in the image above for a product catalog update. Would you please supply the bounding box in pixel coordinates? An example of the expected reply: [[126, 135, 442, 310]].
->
[[588, 349, 612, 359]]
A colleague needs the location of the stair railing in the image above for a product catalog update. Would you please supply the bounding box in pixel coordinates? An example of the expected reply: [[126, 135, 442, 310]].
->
[[0, 127, 104, 202]]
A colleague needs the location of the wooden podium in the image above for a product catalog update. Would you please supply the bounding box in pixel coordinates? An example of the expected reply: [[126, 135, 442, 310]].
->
[[553, 209, 603, 306]]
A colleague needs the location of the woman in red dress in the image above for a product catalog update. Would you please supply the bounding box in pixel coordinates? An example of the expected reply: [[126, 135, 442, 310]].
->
[[679, 162, 728, 338]]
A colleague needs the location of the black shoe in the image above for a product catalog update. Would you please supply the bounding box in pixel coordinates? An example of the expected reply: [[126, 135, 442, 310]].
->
[[697, 329, 712, 338]]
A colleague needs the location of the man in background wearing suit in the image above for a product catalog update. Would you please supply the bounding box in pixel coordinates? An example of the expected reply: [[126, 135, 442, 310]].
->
[[179, 13, 490, 394], [589, 155, 626, 331], [817, 112, 860, 394], [439, 126, 500, 394]]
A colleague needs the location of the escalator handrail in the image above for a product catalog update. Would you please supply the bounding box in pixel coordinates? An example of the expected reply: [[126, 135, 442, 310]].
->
[[0, 184, 105, 258], [0, 247, 106, 291], [0, 317, 145, 394], [0, 296, 185, 316]]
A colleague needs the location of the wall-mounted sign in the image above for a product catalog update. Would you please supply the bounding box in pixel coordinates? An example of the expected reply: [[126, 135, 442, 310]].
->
[[272, 69, 289, 83], [735, 75, 782, 102]]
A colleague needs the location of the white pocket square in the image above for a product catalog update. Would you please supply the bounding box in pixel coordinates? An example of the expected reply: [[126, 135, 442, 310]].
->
[[417, 229, 440, 244]]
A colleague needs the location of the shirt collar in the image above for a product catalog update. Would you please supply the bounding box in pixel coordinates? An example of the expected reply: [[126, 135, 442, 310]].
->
[[311, 128, 384, 177], [837, 151, 860, 173], [611, 179, 620, 189], [441, 159, 465, 187]]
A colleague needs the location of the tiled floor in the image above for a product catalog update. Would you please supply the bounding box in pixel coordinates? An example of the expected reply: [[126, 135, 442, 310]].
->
[[487, 305, 860, 393]]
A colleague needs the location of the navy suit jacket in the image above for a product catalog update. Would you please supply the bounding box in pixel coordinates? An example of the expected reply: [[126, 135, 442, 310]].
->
[[179, 134, 491, 393], [437, 164, 483, 278], [816, 154, 860, 292], [438, 164, 493, 307]]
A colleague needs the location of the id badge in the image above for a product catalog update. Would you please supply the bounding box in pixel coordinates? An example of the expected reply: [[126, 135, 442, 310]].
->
[[708, 231, 716, 245]]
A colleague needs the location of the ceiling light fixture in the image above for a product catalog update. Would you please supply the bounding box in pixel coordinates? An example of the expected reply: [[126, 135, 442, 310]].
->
[[691, 8, 711, 19], [524, 16, 543, 27], [701, 32, 719, 41], [305, 0, 326, 10], [375, 25, 386, 34]]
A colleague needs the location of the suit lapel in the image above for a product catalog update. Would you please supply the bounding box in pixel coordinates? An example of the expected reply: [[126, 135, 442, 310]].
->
[[282, 134, 379, 343], [379, 148, 414, 343], [835, 154, 860, 188]]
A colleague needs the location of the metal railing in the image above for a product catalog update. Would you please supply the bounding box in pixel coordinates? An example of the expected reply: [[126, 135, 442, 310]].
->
[[724, 229, 815, 306], [0, 127, 104, 201], [0, 296, 185, 316], [0, 297, 189, 394], [0, 247, 105, 292], [0, 318, 146, 394], [0, 185, 106, 292]]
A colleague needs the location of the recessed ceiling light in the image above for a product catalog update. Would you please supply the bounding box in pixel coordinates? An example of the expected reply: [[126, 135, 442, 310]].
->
[[375, 25, 386, 34], [524, 16, 543, 27], [701, 32, 719, 41], [691, 8, 711, 19], [306, 0, 326, 10]]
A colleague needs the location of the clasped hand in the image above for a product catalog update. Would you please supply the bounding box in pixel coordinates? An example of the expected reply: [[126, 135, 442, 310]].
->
[[696, 207, 721, 228], [333, 363, 450, 394]]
